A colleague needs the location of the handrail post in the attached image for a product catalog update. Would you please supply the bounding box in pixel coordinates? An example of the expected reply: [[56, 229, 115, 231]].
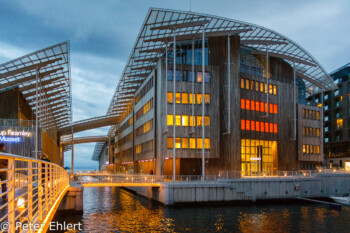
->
[[38, 161, 43, 221], [7, 158, 15, 231], [28, 160, 33, 224], [44, 163, 49, 212]]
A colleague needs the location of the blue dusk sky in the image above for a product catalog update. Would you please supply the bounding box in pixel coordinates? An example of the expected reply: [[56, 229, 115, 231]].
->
[[0, 0, 349, 169]]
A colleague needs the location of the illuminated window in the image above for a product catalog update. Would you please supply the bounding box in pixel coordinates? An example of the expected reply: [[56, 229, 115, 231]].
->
[[197, 72, 203, 82], [269, 84, 273, 94], [189, 93, 195, 104], [251, 80, 255, 90], [175, 115, 181, 126], [256, 101, 260, 111], [182, 115, 188, 126], [241, 119, 246, 130], [310, 145, 314, 154], [189, 116, 195, 126], [255, 81, 260, 91], [264, 83, 268, 93], [317, 111, 320, 120], [175, 138, 181, 148], [197, 138, 203, 149], [260, 102, 264, 112], [317, 129, 320, 137], [246, 120, 251, 131], [264, 103, 268, 113], [197, 116, 203, 126], [167, 138, 173, 148], [274, 104, 278, 114], [241, 78, 245, 88], [129, 117, 133, 125], [246, 99, 250, 110], [270, 123, 273, 133], [205, 138, 210, 149], [265, 123, 269, 132], [336, 119, 343, 129], [167, 92, 173, 103], [303, 127, 305, 136], [204, 116, 210, 126], [204, 94, 210, 104], [303, 145, 306, 153], [256, 121, 260, 131], [306, 145, 309, 154], [241, 99, 245, 109], [260, 82, 264, 92], [261, 122, 264, 132], [251, 100, 255, 111], [190, 138, 196, 149], [274, 124, 278, 133], [273, 85, 277, 95], [182, 138, 188, 148], [182, 93, 188, 104], [175, 93, 181, 104], [245, 79, 250, 90], [136, 145, 141, 154], [167, 115, 173, 126], [197, 94, 203, 104], [251, 120, 256, 131]]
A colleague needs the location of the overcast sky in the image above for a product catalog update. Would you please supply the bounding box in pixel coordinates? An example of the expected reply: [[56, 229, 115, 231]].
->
[[0, 0, 349, 169]]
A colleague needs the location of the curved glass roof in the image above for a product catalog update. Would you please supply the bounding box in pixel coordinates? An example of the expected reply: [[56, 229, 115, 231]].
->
[[92, 8, 337, 160]]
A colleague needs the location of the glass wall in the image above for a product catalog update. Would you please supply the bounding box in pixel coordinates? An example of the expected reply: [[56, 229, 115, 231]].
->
[[241, 139, 277, 176]]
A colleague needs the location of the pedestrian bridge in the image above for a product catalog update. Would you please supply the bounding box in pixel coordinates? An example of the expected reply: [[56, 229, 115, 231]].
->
[[75, 172, 162, 187], [0, 152, 69, 233]]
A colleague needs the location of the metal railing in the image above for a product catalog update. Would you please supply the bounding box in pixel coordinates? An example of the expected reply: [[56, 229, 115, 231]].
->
[[0, 152, 69, 233], [0, 119, 39, 128], [75, 168, 350, 185]]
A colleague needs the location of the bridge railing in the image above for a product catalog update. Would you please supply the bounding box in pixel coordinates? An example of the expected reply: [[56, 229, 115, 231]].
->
[[0, 152, 70, 233]]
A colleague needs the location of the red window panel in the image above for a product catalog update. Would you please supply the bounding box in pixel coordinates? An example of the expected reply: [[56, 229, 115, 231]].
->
[[256, 121, 260, 131], [265, 123, 269, 132], [241, 120, 245, 130], [274, 104, 278, 114], [241, 99, 245, 109], [246, 120, 251, 130], [251, 100, 255, 111], [264, 103, 268, 113], [274, 123, 278, 133], [269, 104, 273, 114], [256, 101, 260, 112], [261, 122, 264, 132], [270, 123, 274, 133], [260, 102, 264, 112], [251, 121, 256, 131], [246, 100, 250, 110]]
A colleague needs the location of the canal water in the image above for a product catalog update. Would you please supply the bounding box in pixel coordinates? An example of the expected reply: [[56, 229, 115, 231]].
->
[[51, 187, 350, 233]]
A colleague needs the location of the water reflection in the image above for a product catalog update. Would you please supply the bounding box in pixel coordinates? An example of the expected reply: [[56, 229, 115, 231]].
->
[[51, 187, 350, 233]]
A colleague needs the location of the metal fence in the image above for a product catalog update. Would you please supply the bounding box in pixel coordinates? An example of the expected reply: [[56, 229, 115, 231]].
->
[[0, 152, 69, 233]]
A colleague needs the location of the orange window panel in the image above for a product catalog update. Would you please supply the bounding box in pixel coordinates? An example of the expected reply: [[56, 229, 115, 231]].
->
[[274, 123, 278, 133], [270, 123, 273, 133], [269, 104, 273, 114], [256, 121, 260, 131], [274, 104, 278, 114], [265, 123, 269, 132], [241, 119, 245, 130], [246, 120, 251, 131], [256, 101, 260, 112], [260, 102, 264, 112], [246, 100, 250, 110], [260, 122, 264, 132], [264, 103, 268, 113], [241, 99, 245, 109], [251, 100, 255, 111], [251, 121, 256, 131]]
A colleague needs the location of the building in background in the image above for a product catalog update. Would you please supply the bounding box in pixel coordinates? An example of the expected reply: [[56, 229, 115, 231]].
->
[[308, 63, 350, 170], [0, 42, 72, 165], [93, 8, 337, 176]]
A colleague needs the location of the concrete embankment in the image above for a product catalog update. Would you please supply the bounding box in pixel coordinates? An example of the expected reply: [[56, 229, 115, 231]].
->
[[124, 173, 350, 206]]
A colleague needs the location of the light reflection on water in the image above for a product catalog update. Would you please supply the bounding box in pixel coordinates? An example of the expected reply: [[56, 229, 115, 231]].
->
[[51, 187, 350, 233]]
